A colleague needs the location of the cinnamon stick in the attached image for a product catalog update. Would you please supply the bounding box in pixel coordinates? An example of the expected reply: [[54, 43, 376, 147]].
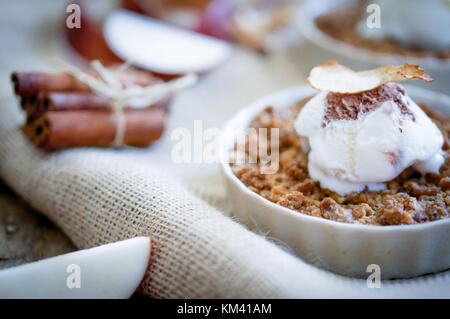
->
[[22, 108, 166, 149], [11, 70, 160, 97], [19, 95, 38, 124], [29, 92, 172, 118]]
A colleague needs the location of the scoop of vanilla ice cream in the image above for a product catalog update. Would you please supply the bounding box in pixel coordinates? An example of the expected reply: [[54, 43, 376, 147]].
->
[[357, 0, 450, 51], [295, 84, 444, 195]]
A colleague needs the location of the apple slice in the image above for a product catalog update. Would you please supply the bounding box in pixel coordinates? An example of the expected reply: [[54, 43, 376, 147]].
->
[[0, 237, 151, 299], [308, 61, 433, 94], [104, 10, 232, 75]]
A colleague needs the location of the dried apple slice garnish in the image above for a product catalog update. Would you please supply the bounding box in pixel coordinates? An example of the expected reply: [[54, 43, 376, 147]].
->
[[307, 61, 433, 94]]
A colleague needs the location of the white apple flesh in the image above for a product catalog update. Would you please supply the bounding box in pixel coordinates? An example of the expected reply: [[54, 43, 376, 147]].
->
[[0, 237, 151, 299], [103, 10, 232, 75]]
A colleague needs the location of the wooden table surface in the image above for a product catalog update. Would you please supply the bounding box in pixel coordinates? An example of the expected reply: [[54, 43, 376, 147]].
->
[[0, 180, 75, 271]]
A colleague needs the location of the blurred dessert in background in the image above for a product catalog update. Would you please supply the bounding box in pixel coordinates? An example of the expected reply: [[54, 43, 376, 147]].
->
[[356, 0, 450, 52], [315, 0, 450, 60]]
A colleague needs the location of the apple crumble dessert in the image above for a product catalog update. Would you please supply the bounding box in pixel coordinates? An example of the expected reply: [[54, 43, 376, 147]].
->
[[231, 62, 449, 225], [315, 0, 450, 60]]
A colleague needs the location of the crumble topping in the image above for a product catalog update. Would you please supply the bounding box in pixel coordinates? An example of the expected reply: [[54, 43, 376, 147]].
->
[[231, 97, 449, 225]]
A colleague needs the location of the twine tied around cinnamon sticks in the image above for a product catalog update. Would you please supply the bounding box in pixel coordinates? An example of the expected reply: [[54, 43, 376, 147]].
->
[[63, 60, 198, 147]]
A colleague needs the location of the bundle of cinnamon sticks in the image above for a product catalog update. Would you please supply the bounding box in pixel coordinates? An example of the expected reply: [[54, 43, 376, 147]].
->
[[12, 69, 171, 149]]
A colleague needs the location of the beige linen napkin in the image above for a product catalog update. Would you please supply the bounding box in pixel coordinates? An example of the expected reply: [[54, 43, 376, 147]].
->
[[0, 93, 449, 298]]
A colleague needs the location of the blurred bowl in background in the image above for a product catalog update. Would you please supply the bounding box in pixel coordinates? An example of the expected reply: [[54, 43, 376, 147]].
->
[[297, 0, 450, 71]]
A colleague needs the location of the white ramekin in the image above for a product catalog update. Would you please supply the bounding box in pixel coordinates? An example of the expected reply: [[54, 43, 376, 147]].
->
[[297, 0, 450, 71], [220, 85, 450, 279]]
